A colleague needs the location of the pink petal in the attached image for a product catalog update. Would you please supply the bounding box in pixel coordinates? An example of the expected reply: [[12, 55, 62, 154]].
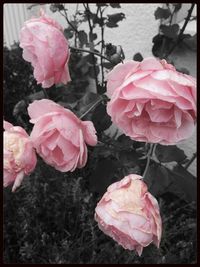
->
[[77, 130, 87, 168], [81, 121, 97, 146], [3, 121, 13, 131], [12, 171, 25, 192], [3, 169, 16, 187], [140, 57, 164, 71], [28, 99, 65, 122], [106, 60, 140, 97]]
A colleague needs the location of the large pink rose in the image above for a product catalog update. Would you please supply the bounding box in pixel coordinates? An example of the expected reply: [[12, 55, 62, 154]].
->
[[28, 99, 97, 172], [3, 121, 37, 192], [106, 58, 196, 145], [20, 9, 71, 88], [95, 174, 162, 256]]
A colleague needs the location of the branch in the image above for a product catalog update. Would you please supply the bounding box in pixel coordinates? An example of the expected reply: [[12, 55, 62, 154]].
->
[[164, 3, 195, 58], [143, 144, 156, 179], [185, 152, 197, 170], [83, 3, 98, 91], [69, 46, 112, 63], [99, 7, 105, 86], [59, 9, 79, 34], [79, 97, 103, 119]]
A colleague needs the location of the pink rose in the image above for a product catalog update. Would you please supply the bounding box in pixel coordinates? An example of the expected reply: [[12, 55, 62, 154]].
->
[[20, 9, 71, 88], [3, 121, 37, 192], [107, 57, 196, 145], [28, 99, 97, 172], [95, 174, 162, 256]]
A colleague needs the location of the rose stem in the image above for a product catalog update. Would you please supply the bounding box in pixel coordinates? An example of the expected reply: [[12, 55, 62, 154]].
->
[[69, 46, 112, 63], [185, 152, 197, 170], [143, 143, 156, 179], [41, 87, 49, 99], [79, 97, 103, 119]]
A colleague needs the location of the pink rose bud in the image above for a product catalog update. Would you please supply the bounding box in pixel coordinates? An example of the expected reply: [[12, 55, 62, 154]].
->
[[20, 9, 71, 88], [28, 99, 97, 172], [95, 174, 162, 256], [107, 57, 196, 145], [3, 121, 37, 192]]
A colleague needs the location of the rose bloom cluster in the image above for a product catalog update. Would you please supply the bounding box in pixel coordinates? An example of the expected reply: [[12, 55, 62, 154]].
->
[[107, 58, 196, 145], [95, 174, 162, 256], [20, 9, 71, 88], [28, 99, 97, 172], [3, 121, 37, 192], [3, 10, 196, 256]]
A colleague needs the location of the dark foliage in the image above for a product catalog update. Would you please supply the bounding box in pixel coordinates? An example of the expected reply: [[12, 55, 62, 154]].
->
[[3, 45, 42, 126], [3, 158, 196, 264]]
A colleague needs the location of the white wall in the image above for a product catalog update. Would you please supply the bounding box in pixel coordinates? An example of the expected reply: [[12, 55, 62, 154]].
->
[[45, 3, 161, 59], [4, 3, 161, 59]]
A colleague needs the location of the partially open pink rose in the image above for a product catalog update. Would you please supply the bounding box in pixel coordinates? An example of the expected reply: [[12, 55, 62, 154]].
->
[[95, 174, 162, 256], [3, 121, 37, 192], [107, 58, 196, 145], [20, 9, 71, 88], [28, 99, 97, 172]]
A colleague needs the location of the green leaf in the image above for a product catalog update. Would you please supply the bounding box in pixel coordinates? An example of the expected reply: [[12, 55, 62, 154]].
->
[[89, 32, 97, 42], [133, 52, 143, 62], [92, 145, 112, 158], [109, 3, 121, 8], [117, 134, 133, 150], [50, 4, 64, 12], [78, 30, 88, 47], [106, 21, 119, 28], [118, 150, 139, 167], [169, 165, 197, 203], [107, 12, 125, 24], [96, 3, 108, 7], [173, 3, 182, 12], [64, 28, 74, 39], [155, 144, 187, 163], [152, 33, 173, 58], [102, 62, 114, 69], [154, 7, 171, 20], [91, 103, 112, 132], [160, 24, 179, 39], [92, 15, 105, 26], [105, 43, 117, 56], [145, 163, 171, 197]]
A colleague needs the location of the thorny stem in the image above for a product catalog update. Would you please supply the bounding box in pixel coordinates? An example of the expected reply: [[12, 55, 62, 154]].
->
[[83, 3, 98, 91], [143, 144, 156, 179], [185, 152, 197, 170], [164, 3, 195, 59], [69, 46, 112, 63], [79, 97, 103, 119], [99, 7, 105, 86]]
